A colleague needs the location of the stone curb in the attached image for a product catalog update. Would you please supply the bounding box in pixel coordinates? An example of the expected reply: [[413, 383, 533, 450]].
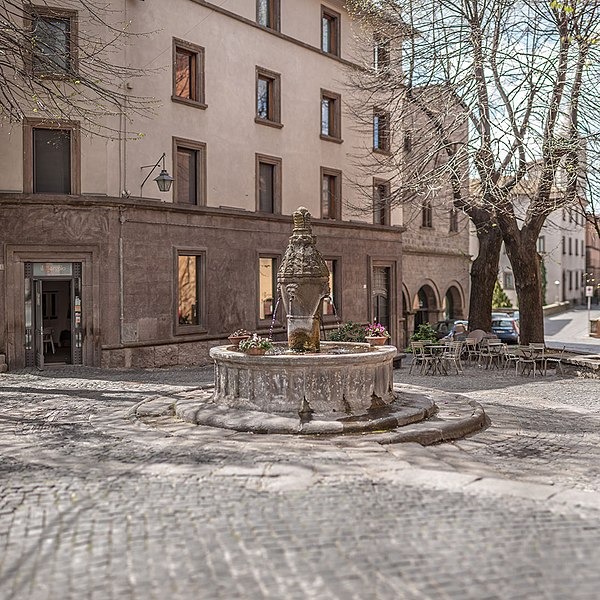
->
[[131, 384, 486, 444]]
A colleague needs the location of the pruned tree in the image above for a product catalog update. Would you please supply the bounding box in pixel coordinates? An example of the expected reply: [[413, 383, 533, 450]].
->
[[0, 0, 156, 136], [346, 0, 600, 343]]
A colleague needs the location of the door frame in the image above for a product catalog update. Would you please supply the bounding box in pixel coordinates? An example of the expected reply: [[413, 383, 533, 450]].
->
[[5, 245, 99, 369]]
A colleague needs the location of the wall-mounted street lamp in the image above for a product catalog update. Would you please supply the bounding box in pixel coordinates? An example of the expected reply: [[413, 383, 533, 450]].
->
[[140, 153, 174, 197], [554, 279, 561, 304]]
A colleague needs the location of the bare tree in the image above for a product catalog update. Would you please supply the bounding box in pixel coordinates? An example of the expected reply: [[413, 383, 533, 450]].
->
[[346, 0, 600, 343], [0, 0, 156, 136]]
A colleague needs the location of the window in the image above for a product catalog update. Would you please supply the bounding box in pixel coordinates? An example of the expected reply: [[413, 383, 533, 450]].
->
[[562, 236, 566, 255], [322, 259, 340, 317], [172, 39, 205, 108], [575, 239, 579, 255], [256, 67, 281, 126], [421, 201, 433, 228], [321, 168, 342, 220], [173, 138, 206, 205], [562, 209, 566, 221], [403, 132, 412, 152], [503, 272, 514, 290], [259, 257, 278, 321], [568, 270, 573, 291], [256, 154, 282, 213], [27, 6, 77, 77], [449, 208, 459, 232], [569, 237, 572, 255], [23, 119, 80, 194], [537, 235, 546, 253], [176, 252, 205, 330], [373, 108, 390, 152], [321, 6, 340, 56], [373, 179, 391, 226], [373, 34, 390, 72], [582, 239, 585, 256], [321, 90, 342, 141], [257, 0, 280, 30]]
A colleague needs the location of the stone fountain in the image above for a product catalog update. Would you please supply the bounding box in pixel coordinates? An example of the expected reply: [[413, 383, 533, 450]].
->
[[161, 207, 487, 439], [209, 207, 397, 418]]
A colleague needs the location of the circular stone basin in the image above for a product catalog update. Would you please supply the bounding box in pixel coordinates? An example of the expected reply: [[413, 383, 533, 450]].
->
[[210, 342, 397, 416]]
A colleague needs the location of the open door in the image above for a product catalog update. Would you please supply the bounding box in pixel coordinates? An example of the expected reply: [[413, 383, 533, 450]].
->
[[34, 279, 44, 370]]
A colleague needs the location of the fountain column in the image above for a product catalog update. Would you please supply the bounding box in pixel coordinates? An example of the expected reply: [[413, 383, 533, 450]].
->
[[278, 207, 330, 352]]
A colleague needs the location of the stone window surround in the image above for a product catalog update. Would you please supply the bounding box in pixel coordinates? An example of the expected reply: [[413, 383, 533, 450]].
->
[[320, 89, 342, 142], [171, 38, 206, 109], [25, 4, 78, 78], [174, 247, 207, 336], [255, 66, 282, 127], [172, 137, 207, 206], [257, 253, 281, 328], [23, 117, 81, 195], [322, 256, 342, 322], [321, 4, 341, 56], [256, 0, 280, 31], [321, 166, 342, 220], [373, 178, 391, 226], [255, 153, 282, 214]]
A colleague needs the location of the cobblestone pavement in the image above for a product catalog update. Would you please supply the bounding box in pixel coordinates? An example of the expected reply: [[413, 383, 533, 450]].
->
[[1, 365, 600, 600]]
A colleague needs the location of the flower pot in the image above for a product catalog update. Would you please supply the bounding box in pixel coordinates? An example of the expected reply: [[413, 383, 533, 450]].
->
[[366, 336, 388, 346], [228, 335, 250, 349], [244, 347, 267, 356]]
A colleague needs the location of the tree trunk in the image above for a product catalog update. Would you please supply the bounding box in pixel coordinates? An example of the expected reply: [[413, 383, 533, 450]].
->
[[468, 225, 503, 333], [503, 238, 545, 344]]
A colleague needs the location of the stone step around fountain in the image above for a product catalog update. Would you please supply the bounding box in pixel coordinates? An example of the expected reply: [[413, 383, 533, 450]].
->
[[132, 384, 486, 444]]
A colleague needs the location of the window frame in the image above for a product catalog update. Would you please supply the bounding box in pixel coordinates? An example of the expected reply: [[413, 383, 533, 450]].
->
[[373, 178, 391, 226], [449, 207, 459, 232], [171, 38, 206, 109], [255, 66, 282, 127], [25, 5, 78, 79], [321, 5, 341, 56], [373, 107, 391, 153], [172, 137, 207, 206], [257, 254, 281, 327], [321, 167, 342, 220], [421, 200, 433, 228], [320, 89, 342, 142], [174, 248, 207, 335], [23, 118, 80, 195], [256, 0, 280, 31], [503, 272, 515, 290], [322, 257, 342, 321], [373, 34, 390, 72], [255, 153, 282, 214]]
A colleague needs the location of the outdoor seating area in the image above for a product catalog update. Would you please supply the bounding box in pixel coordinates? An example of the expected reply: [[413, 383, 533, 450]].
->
[[408, 338, 567, 377]]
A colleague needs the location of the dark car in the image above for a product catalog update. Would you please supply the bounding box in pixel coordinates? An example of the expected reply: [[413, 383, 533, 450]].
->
[[432, 319, 468, 340], [491, 317, 520, 344]]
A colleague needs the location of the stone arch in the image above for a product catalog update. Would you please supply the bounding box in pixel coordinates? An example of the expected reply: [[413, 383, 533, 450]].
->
[[442, 283, 466, 320], [412, 282, 439, 329]]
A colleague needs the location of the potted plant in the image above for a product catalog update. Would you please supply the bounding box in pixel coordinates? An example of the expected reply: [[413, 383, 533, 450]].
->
[[228, 328, 251, 349], [238, 334, 273, 356], [364, 322, 390, 346]]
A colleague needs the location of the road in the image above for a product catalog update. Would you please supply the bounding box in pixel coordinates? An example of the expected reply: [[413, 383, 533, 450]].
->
[[544, 306, 600, 354], [0, 365, 599, 599]]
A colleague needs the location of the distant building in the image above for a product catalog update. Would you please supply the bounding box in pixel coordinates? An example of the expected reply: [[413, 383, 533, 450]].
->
[[586, 220, 600, 304]]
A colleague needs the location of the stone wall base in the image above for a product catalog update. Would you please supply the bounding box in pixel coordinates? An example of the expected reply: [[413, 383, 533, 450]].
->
[[101, 340, 220, 369]]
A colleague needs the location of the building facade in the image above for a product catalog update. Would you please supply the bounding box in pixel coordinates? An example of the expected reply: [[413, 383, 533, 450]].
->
[[586, 220, 600, 304], [0, 0, 413, 369]]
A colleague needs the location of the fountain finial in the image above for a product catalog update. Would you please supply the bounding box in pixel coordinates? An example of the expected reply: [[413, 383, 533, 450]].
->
[[292, 207, 312, 234]]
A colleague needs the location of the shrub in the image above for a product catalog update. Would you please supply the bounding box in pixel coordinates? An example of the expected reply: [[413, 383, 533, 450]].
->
[[328, 321, 367, 342], [410, 323, 438, 343]]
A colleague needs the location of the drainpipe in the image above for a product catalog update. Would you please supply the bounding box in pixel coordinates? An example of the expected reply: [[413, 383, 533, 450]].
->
[[119, 207, 126, 345]]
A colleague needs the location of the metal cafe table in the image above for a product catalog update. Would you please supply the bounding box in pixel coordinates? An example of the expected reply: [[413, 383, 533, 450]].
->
[[424, 344, 448, 375]]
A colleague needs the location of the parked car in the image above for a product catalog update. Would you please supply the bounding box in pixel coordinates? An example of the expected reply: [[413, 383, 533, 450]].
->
[[491, 312, 511, 320], [491, 317, 520, 344], [432, 319, 468, 340]]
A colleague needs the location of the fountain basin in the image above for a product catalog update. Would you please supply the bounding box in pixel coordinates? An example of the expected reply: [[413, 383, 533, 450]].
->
[[210, 342, 397, 416]]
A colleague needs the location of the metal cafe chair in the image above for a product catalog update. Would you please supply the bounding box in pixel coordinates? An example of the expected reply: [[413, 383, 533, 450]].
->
[[409, 341, 435, 375], [441, 341, 464, 374]]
